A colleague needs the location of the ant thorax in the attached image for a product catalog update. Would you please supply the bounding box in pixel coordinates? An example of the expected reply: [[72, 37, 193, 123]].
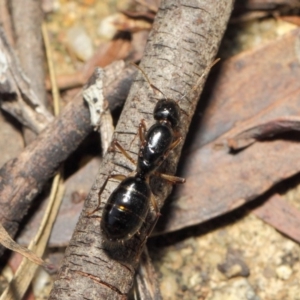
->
[[137, 121, 174, 176]]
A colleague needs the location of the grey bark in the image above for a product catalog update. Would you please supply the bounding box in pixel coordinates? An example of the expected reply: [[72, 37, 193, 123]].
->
[[49, 1, 234, 299]]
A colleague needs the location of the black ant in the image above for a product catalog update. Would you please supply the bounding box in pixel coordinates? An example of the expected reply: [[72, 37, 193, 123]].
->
[[88, 68, 185, 242], [90, 60, 219, 242], [100, 103, 185, 241]]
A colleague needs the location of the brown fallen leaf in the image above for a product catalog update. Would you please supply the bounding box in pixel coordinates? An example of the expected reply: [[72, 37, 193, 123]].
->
[[226, 116, 300, 150], [253, 194, 300, 243], [191, 28, 300, 150], [155, 27, 300, 235]]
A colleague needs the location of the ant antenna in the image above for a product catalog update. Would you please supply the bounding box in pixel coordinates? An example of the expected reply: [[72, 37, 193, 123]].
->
[[131, 58, 220, 104], [130, 62, 168, 101], [180, 58, 220, 101]]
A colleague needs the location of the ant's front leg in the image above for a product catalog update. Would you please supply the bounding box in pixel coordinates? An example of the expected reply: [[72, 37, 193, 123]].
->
[[138, 119, 147, 143], [162, 136, 183, 161], [138, 119, 148, 158]]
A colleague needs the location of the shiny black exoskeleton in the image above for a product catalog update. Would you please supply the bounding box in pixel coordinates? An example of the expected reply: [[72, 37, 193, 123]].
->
[[101, 177, 151, 240], [101, 98, 183, 241], [100, 60, 220, 241], [137, 99, 181, 176]]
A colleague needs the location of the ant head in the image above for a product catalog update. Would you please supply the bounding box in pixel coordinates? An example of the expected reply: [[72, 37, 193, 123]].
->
[[153, 99, 181, 128]]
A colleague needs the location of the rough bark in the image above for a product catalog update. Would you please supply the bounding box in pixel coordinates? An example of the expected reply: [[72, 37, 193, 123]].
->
[[49, 1, 234, 299], [0, 62, 135, 256]]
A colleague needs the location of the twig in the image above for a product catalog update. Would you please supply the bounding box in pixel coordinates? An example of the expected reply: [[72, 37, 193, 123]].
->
[[0, 175, 64, 300], [0, 61, 136, 256], [1, 26, 65, 299], [0, 26, 53, 133], [49, 1, 234, 299], [11, 0, 47, 105], [0, 224, 47, 268], [42, 23, 60, 115]]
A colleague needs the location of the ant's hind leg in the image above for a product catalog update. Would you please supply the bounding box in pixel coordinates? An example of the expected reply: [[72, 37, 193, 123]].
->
[[86, 174, 127, 216], [138, 193, 161, 253], [154, 172, 186, 184], [137, 174, 185, 252], [150, 192, 160, 215], [113, 140, 136, 165]]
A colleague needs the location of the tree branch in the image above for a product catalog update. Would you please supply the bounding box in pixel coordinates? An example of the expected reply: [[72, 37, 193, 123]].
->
[[11, 0, 47, 105], [0, 61, 135, 256], [49, 1, 234, 299]]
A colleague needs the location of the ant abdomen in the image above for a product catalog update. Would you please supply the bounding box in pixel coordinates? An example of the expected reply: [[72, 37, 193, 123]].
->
[[101, 177, 151, 241]]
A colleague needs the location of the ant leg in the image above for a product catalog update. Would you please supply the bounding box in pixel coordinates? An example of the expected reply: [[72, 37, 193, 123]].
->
[[138, 172, 185, 254], [113, 140, 136, 165], [154, 172, 186, 184], [86, 174, 127, 216], [167, 136, 182, 153], [149, 193, 162, 237], [138, 119, 147, 143], [138, 119, 148, 158], [160, 136, 182, 162], [177, 58, 220, 114], [109, 174, 127, 181], [150, 192, 159, 214], [173, 129, 182, 139], [138, 193, 161, 253], [129, 119, 147, 149], [116, 119, 147, 162], [130, 62, 167, 100], [191, 58, 220, 93]]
